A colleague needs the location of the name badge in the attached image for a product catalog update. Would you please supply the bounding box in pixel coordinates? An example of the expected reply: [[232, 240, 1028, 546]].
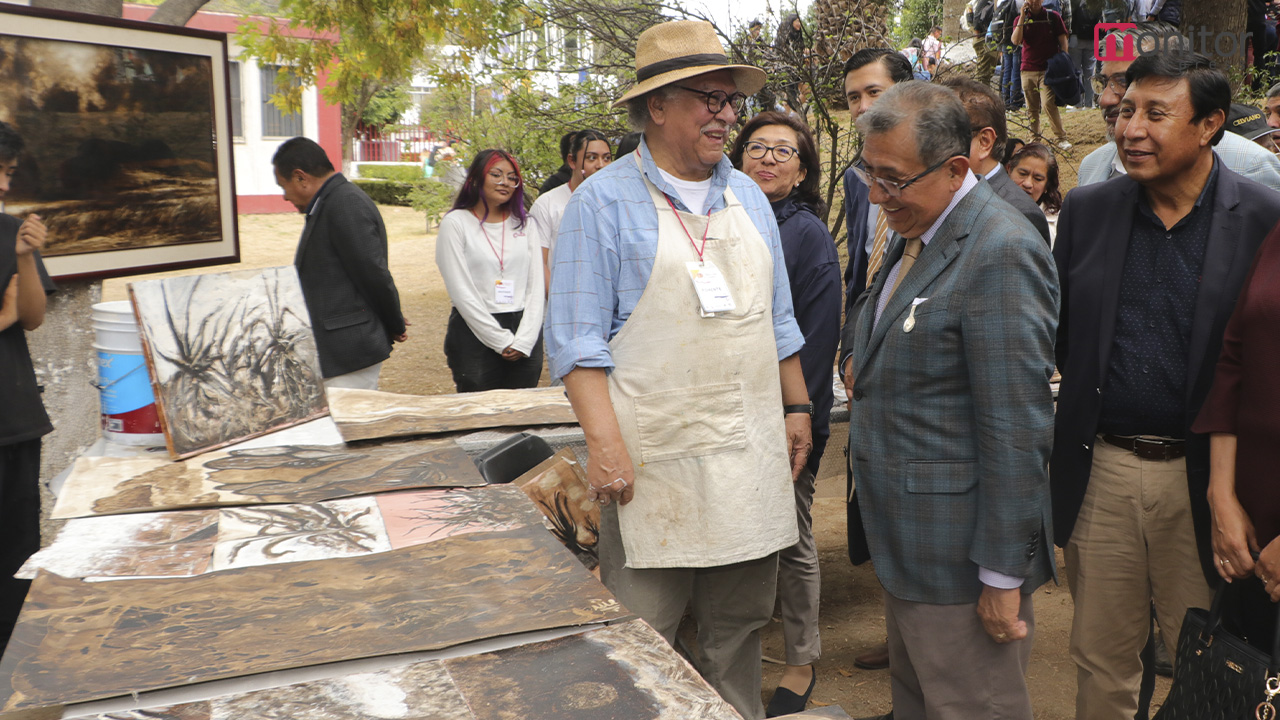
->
[[495, 280, 515, 305], [686, 260, 735, 315]]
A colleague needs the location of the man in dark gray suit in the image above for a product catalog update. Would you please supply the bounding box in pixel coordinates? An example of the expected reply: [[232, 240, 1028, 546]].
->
[[272, 137, 407, 389], [840, 81, 1058, 719], [942, 75, 1051, 244]]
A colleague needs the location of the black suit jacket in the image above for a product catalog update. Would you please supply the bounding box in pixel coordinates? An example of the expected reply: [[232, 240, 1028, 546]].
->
[[294, 174, 406, 378], [986, 166, 1051, 244], [1051, 163, 1280, 584]]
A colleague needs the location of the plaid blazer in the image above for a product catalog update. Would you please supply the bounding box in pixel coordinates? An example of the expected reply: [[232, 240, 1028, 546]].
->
[[294, 175, 406, 378], [843, 179, 1059, 605]]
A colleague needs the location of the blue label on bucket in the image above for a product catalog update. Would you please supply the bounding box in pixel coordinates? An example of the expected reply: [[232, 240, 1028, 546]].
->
[[97, 351, 155, 415]]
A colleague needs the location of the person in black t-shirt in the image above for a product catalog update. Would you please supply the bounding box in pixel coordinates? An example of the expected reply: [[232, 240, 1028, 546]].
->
[[0, 120, 55, 653]]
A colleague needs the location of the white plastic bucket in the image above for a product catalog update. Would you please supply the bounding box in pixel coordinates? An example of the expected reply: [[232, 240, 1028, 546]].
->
[[91, 301, 164, 446]]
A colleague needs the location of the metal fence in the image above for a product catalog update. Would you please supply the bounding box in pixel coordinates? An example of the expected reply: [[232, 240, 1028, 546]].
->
[[352, 126, 445, 164]]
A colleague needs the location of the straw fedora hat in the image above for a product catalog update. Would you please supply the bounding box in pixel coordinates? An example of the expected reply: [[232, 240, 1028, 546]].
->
[[612, 20, 767, 109]]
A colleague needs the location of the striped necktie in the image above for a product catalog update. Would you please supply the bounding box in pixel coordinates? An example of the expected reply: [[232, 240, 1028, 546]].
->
[[865, 210, 891, 285]]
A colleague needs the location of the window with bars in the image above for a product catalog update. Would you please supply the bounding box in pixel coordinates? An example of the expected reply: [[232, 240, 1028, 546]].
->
[[260, 64, 303, 137], [228, 61, 243, 138]]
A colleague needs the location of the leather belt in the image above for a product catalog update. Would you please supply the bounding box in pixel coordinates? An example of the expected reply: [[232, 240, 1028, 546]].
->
[[1101, 434, 1186, 461]]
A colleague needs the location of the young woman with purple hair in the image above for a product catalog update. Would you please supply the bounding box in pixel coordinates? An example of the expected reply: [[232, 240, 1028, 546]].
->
[[434, 149, 544, 391]]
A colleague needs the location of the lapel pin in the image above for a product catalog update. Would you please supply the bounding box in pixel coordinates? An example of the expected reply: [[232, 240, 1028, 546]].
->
[[903, 297, 929, 333]]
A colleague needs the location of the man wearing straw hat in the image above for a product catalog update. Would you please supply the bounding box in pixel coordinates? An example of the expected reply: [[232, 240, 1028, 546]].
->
[[544, 20, 812, 719]]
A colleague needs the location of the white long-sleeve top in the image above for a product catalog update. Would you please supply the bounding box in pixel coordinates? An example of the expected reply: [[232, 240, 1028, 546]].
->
[[435, 208, 545, 355]]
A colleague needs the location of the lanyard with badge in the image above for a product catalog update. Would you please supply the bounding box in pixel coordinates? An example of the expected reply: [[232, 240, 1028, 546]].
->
[[665, 195, 735, 317], [479, 216, 515, 305]]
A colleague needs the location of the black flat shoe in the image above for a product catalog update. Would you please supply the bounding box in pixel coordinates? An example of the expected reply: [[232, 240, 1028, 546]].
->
[[764, 670, 816, 717]]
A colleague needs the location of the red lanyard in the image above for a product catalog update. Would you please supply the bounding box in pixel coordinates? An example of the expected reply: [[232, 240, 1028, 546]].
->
[[478, 215, 506, 275], [664, 195, 711, 263]]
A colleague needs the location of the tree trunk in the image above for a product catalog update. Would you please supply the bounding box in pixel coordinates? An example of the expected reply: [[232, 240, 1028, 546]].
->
[[943, 0, 966, 41], [1183, 0, 1248, 73], [29, 0, 123, 17], [149, 0, 216, 27]]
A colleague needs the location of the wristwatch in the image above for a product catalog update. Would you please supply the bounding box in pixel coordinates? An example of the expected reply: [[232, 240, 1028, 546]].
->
[[783, 403, 814, 418]]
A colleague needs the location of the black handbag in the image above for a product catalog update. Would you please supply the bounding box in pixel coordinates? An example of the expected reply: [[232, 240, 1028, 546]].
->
[[1154, 580, 1280, 720]]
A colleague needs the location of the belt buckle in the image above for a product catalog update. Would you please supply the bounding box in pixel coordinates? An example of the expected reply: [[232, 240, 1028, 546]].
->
[[1133, 436, 1177, 461]]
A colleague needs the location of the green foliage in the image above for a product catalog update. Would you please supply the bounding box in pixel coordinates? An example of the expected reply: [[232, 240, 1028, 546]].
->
[[359, 164, 425, 181], [235, 0, 520, 140], [896, 0, 942, 46], [417, 79, 626, 193], [351, 179, 418, 205], [407, 175, 459, 225], [360, 84, 413, 129]]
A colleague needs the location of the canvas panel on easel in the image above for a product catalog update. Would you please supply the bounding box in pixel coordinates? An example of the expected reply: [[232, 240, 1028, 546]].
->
[[0, 525, 630, 711], [128, 266, 327, 459]]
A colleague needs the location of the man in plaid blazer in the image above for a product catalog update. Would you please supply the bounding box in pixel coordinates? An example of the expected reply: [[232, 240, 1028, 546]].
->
[[272, 137, 407, 389], [839, 82, 1058, 718]]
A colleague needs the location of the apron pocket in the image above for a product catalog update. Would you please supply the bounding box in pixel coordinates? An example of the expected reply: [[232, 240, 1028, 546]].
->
[[633, 383, 747, 463]]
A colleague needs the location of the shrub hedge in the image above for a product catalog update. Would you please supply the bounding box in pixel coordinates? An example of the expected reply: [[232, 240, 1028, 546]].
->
[[351, 179, 418, 206], [358, 164, 424, 182]]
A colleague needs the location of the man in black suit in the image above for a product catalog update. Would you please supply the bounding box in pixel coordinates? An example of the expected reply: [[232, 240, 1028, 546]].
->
[[841, 48, 914, 313], [1053, 51, 1280, 720], [942, 75, 1051, 245], [272, 137, 407, 389]]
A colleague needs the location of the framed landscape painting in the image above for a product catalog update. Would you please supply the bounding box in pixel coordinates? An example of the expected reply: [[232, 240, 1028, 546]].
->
[[0, 4, 238, 280]]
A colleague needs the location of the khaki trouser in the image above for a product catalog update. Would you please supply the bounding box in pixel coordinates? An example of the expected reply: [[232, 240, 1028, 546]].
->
[[598, 503, 778, 719], [1065, 438, 1214, 720], [779, 468, 821, 666], [1021, 70, 1067, 140]]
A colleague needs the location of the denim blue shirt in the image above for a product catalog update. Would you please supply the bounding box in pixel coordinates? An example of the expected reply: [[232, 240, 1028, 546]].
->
[[544, 138, 804, 381]]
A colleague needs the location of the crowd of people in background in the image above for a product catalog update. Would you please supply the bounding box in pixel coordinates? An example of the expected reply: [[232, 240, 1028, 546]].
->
[[8, 6, 1280, 720], [418, 12, 1280, 720]]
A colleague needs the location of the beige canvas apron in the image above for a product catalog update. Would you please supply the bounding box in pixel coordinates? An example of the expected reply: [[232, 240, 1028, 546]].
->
[[607, 163, 798, 569]]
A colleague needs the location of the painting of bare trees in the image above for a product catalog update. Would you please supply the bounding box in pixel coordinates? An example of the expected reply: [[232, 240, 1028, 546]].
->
[[0, 5, 239, 279], [130, 266, 327, 459]]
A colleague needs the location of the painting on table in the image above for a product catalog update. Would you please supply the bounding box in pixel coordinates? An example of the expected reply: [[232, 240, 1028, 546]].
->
[[130, 266, 327, 459], [28, 486, 543, 580], [0, 526, 630, 711], [516, 449, 599, 570], [376, 486, 545, 549], [70, 621, 739, 720], [328, 387, 578, 442], [449, 619, 743, 720], [210, 497, 391, 570], [50, 438, 481, 520], [17, 510, 217, 580]]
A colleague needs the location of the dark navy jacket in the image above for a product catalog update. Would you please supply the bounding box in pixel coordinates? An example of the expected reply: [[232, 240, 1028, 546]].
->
[[773, 195, 842, 474]]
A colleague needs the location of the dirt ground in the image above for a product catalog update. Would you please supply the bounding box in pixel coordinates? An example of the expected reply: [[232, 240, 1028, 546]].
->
[[98, 106, 1171, 718]]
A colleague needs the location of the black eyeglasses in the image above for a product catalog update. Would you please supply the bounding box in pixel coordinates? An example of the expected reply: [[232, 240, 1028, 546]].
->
[[677, 86, 749, 116], [743, 141, 799, 163], [851, 157, 952, 198], [1091, 72, 1129, 96]]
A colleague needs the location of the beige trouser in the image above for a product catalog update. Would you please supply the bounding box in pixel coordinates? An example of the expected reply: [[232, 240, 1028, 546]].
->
[[1021, 70, 1066, 140], [598, 503, 778, 719], [885, 590, 1036, 719], [1065, 438, 1214, 720], [779, 468, 821, 666]]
